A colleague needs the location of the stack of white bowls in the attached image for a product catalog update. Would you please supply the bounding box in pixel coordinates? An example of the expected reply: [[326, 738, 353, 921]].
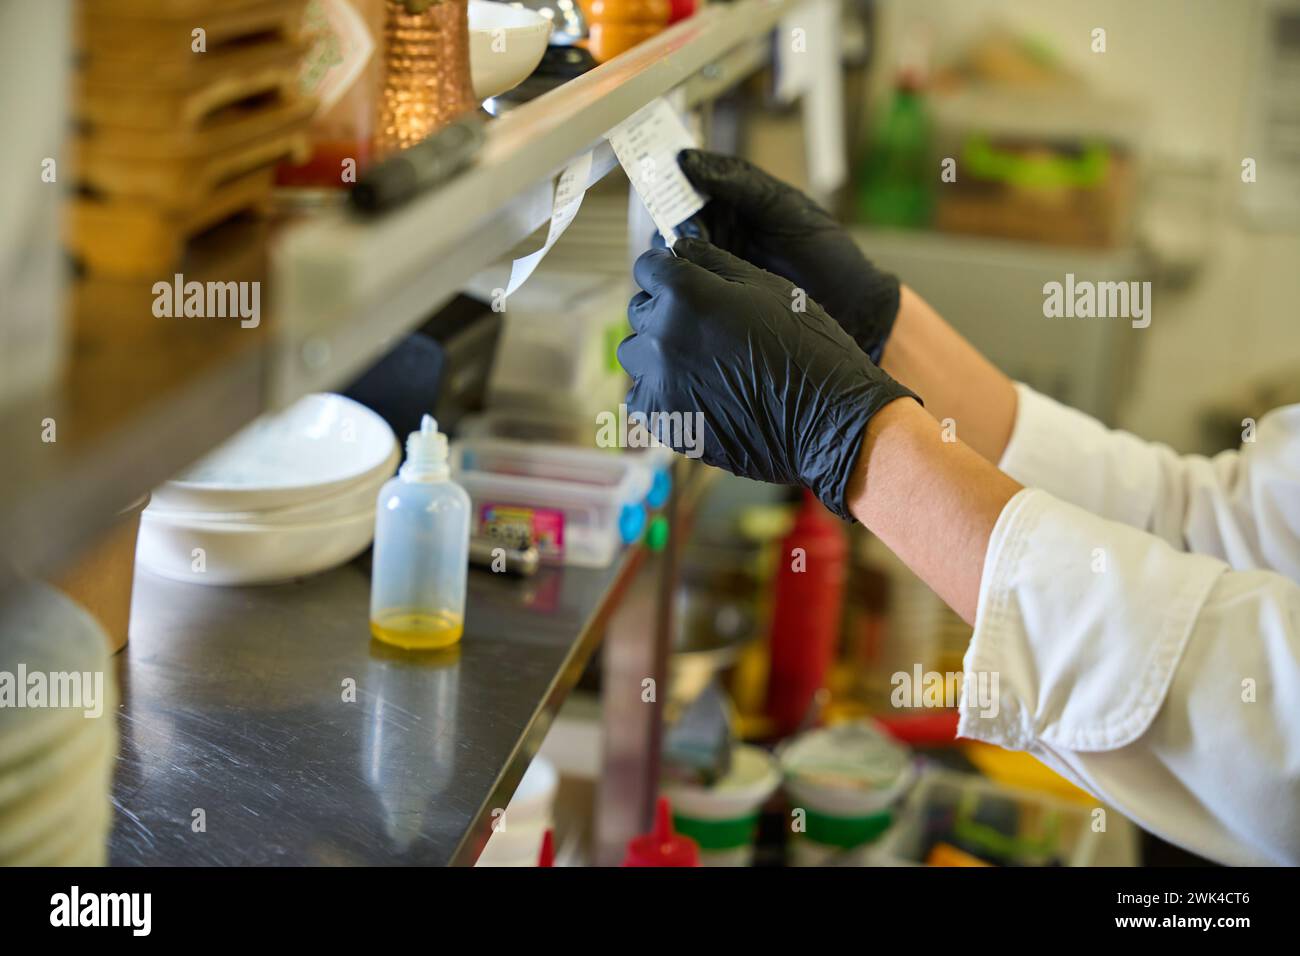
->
[[0, 583, 118, 866], [138, 394, 399, 586]]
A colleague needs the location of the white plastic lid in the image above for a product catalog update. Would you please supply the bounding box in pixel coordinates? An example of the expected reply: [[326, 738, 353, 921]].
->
[[663, 745, 781, 821], [401, 415, 449, 481], [778, 720, 915, 815]]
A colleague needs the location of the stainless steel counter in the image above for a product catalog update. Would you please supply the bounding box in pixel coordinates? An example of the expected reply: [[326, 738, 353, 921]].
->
[[109, 546, 645, 866]]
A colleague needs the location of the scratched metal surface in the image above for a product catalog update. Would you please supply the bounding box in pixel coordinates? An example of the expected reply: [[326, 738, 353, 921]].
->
[[109, 548, 639, 865]]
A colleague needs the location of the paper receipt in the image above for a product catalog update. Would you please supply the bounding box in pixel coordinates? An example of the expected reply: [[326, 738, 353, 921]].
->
[[607, 97, 705, 245], [506, 149, 595, 297]]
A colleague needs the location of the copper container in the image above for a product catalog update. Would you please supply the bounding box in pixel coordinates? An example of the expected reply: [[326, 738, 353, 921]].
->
[[49, 494, 150, 655], [375, 0, 478, 157]]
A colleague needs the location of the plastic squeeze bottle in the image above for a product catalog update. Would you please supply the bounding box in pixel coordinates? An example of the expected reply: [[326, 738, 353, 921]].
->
[[370, 415, 470, 650], [622, 797, 699, 867], [764, 490, 849, 737]]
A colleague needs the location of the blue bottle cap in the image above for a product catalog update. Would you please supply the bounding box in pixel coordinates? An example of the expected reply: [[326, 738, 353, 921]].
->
[[646, 469, 672, 509], [619, 502, 647, 544]]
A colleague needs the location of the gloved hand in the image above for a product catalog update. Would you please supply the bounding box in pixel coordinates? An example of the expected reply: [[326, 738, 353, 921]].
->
[[671, 149, 901, 363], [618, 239, 918, 521]]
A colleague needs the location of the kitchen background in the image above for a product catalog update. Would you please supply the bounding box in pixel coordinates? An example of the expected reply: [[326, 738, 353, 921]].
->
[[0, 0, 1295, 869]]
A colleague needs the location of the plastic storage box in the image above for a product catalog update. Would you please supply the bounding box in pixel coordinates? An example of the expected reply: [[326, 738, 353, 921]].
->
[[451, 439, 652, 568], [459, 409, 675, 508], [868, 767, 1100, 867]]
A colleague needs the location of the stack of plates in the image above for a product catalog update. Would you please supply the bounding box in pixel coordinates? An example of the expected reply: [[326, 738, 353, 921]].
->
[[138, 393, 399, 586], [0, 583, 118, 866]]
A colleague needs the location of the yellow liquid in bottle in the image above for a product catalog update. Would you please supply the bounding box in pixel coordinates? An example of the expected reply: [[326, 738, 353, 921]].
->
[[370, 609, 464, 650]]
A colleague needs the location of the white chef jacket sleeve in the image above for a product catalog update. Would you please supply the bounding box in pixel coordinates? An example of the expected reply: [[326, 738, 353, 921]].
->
[[999, 383, 1300, 580], [959, 487, 1300, 866]]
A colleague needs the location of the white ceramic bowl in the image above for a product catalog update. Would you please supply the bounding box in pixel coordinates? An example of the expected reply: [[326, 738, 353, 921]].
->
[[150, 394, 398, 514], [468, 1, 553, 100], [145, 443, 398, 527], [137, 508, 376, 586]]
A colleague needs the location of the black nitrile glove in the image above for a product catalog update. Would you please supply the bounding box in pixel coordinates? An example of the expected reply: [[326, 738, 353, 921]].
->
[[672, 149, 902, 364], [618, 239, 918, 521]]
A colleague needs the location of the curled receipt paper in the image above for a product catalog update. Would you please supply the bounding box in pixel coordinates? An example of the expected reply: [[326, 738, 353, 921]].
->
[[505, 149, 595, 297], [607, 97, 706, 245]]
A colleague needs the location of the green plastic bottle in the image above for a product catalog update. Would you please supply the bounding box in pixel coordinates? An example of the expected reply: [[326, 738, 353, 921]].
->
[[857, 74, 934, 229]]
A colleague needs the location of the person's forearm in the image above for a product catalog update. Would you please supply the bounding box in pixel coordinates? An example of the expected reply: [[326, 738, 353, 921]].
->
[[846, 398, 1023, 624], [879, 286, 1019, 465]]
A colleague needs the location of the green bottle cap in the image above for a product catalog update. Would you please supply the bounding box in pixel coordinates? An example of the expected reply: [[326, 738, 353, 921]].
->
[[646, 515, 670, 551]]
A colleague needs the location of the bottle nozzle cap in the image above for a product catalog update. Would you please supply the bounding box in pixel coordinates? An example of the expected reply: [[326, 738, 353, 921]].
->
[[621, 797, 699, 867], [402, 413, 449, 479]]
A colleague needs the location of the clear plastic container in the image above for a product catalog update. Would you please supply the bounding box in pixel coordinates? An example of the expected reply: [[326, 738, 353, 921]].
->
[[370, 416, 470, 650], [451, 438, 651, 568], [867, 768, 1099, 867], [458, 410, 675, 509]]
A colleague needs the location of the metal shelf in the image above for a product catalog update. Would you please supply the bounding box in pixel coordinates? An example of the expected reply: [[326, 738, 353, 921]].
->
[[110, 546, 647, 866], [109, 459, 707, 866], [271, 0, 794, 404], [0, 0, 794, 587]]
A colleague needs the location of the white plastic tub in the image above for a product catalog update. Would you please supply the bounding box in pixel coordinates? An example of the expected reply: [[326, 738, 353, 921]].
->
[[451, 439, 651, 568], [777, 720, 916, 866], [662, 745, 780, 867]]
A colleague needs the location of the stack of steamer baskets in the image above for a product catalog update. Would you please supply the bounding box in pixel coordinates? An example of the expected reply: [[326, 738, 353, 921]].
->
[[69, 0, 314, 276]]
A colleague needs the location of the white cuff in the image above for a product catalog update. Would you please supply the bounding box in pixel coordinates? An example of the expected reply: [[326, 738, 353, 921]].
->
[[999, 384, 1159, 528], [958, 488, 1225, 753]]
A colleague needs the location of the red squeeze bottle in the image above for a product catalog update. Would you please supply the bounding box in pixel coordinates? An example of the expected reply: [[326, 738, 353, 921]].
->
[[764, 490, 849, 738], [537, 829, 555, 867], [667, 0, 695, 23], [622, 797, 699, 867]]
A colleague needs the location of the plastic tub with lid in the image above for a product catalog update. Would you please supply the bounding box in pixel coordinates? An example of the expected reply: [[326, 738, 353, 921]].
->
[[777, 719, 916, 866], [662, 744, 779, 867], [451, 438, 651, 568]]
